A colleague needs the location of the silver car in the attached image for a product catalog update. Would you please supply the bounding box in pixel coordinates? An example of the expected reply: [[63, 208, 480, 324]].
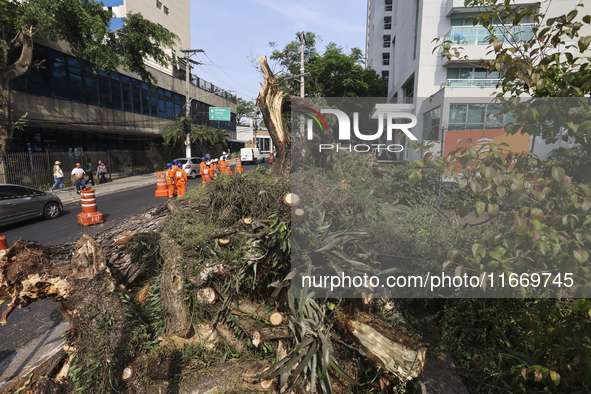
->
[[174, 157, 202, 179], [0, 184, 63, 227]]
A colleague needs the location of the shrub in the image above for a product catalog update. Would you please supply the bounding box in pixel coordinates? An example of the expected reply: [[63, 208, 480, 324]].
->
[[547, 145, 591, 183]]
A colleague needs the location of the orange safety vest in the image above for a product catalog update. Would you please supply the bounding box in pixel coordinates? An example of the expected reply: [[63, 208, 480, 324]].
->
[[166, 168, 176, 185], [175, 169, 188, 184], [200, 161, 206, 176], [203, 167, 212, 183]]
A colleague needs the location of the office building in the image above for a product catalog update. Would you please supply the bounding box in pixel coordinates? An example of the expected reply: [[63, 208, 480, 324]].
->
[[365, 0, 586, 160], [8, 0, 236, 154]]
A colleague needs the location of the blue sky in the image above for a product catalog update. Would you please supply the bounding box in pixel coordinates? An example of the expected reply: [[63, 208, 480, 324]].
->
[[189, 0, 368, 102]]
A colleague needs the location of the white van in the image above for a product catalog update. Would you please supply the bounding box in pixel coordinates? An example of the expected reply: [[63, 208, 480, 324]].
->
[[240, 147, 265, 164]]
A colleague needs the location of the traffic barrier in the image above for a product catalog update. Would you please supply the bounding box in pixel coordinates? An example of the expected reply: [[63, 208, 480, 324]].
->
[[78, 187, 104, 226], [155, 172, 168, 197], [0, 234, 7, 250], [234, 158, 244, 173], [269, 152, 274, 164]]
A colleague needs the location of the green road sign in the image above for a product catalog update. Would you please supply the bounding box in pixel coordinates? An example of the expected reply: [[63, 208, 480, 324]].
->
[[209, 107, 231, 121]]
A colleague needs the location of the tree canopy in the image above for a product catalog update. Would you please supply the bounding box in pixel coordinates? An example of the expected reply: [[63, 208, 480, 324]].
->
[[162, 116, 228, 148], [235, 97, 255, 125], [270, 32, 387, 98]]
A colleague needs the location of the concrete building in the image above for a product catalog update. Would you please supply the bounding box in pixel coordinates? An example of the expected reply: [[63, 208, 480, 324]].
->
[[7, 0, 236, 154], [102, 0, 190, 76], [365, 0, 585, 161], [236, 121, 274, 153]]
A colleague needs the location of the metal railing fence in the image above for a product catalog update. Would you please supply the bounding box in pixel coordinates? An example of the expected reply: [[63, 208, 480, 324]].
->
[[0, 145, 186, 191]]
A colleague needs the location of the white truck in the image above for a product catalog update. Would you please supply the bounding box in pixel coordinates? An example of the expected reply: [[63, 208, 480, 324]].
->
[[240, 147, 264, 164]]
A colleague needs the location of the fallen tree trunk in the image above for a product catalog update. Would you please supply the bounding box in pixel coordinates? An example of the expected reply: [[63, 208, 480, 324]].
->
[[340, 312, 427, 382], [159, 234, 191, 338], [140, 361, 276, 393]]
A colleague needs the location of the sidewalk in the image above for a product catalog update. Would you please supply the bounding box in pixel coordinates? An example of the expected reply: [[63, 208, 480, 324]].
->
[[55, 172, 160, 205], [54, 155, 270, 205]]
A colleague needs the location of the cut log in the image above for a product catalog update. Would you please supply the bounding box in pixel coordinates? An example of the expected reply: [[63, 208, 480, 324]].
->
[[294, 208, 305, 217], [218, 235, 231, 247], [283, 193, 300, 206], [233, 315, 290, 347], [159, 234, 191, 338], [269, 311, 283, 326], [196, 287, 217, 305], [343, 313, 427, 381], [230, 299, 282, 325], [216, 322, 247, 354]]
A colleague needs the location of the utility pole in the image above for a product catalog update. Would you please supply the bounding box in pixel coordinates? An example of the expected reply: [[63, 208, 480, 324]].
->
[[299, 33, 306, 135], [253, 108, 260, 148], [180, 48, 204, 157], [285, 33, 310, 137]]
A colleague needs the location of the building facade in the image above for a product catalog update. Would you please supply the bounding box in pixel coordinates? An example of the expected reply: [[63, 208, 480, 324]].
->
[[7, 0, 236, 154], [365, 0, 587, 161]]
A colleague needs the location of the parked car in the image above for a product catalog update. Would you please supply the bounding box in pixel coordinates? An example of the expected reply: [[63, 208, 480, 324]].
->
[[173, 157, 202, 179], [0, 184, 63, 227], [240, 148, 264, 164]]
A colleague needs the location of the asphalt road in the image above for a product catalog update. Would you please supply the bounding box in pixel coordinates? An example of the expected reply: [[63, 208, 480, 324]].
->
[[0, 162, 269, 361]]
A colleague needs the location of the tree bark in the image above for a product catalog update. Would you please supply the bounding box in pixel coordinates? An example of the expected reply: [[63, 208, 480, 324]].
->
[[159, 234, 191, 338], [339, 312, 427, 382], [257, 56, 291, 177]]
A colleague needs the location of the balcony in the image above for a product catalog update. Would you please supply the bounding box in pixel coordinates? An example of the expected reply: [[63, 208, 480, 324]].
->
[[446, 0, 539, 17], [441, 79, 500, 88], [444, 24, 535, 45]]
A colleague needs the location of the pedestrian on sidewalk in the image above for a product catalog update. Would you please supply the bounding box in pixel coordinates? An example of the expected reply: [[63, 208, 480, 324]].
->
[[85, 159, 95, 186], [97, 161, 107, 184], [71, 163, 86, 194], [50, 161, 64, 193]]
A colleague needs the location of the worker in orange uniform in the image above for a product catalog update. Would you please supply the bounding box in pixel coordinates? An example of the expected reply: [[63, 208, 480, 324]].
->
[[165, 163, 176, 198], [200, 157, 206, 177], [211, 159, 220, 179], [175, 162, 188, 197], [202, 160, 213, 187], [223, 156, 232, 175]]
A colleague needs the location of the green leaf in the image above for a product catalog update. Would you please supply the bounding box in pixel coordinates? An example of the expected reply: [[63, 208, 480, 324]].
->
[[573, 248, 589, 263], [476, 201, 485, 217], [455, 201, 470, 218], [549, 370, 561, 386], [551, 166, 565, 183]]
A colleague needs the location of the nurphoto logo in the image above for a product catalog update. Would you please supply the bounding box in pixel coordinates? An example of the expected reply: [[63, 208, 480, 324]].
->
[[300, 106, 419, 153]]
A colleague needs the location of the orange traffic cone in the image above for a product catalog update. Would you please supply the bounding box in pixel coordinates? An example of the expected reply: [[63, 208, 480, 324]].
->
[[234, 158, 244, 173], [0, 234, 7, 250], [78, 187, 104, 226], [155, 172, 168, 197], [269, 152, 274, 164]]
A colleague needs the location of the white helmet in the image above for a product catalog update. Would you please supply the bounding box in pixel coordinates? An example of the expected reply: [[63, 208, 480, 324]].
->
[[206, 160, 211, 165]]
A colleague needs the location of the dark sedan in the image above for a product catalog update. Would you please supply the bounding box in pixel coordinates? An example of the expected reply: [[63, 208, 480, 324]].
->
[[0, 184, 63, 227]]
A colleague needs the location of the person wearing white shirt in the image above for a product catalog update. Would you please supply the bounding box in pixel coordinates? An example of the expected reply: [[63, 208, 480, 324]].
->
[[71, 163, 86, 194]]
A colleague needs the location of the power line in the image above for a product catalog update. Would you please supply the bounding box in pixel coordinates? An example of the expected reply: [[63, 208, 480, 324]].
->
[[201, 53, 259, 96]]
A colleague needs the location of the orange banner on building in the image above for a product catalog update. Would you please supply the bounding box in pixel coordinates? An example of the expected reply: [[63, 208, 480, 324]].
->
[[444, 128, 531, 157]]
